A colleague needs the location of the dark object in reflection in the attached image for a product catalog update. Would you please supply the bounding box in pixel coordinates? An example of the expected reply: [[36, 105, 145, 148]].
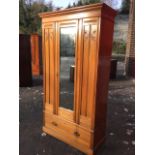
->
[[70, 65, 75, 82], [110, 59, 118, 79], [60, 27, 76, 110]]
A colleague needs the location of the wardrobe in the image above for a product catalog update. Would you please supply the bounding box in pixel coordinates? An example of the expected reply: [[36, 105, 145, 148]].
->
[[39, 3, 116, 155]]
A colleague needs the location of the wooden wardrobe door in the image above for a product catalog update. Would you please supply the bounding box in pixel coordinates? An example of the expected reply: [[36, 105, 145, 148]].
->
[[55, 20, 78, 122], [80, 18, 100, 129], [43, 23, 56, 113]]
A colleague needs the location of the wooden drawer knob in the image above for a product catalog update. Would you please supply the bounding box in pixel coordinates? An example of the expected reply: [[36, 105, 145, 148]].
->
[[51, 122, 58, 126], [74, 131, 80, 137]]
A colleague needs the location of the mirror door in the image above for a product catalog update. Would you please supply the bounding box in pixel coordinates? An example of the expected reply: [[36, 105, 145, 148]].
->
[[56, 20, 78, 121], [60, 26, 76, 110]]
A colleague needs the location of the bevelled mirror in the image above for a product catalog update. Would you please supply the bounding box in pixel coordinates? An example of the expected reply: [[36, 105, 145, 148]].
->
[[59, 26, 76, 110]]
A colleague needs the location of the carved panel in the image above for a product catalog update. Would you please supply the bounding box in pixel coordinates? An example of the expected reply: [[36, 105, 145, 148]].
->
[[44, 28, 55, 112], [80, 19, 98, 120]]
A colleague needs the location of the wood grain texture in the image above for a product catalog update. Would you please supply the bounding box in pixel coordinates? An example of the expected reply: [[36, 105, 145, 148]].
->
[[49, 28, 55, 110], [40, 3, 117, 155], [93, 6, 117, 148], [30, 34, 42, 76]]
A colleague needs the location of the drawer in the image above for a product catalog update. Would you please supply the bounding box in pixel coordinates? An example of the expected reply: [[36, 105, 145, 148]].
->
[[44, 112, 92, 147], [78, 126, 91, 144], [44, 112, 76, 134]]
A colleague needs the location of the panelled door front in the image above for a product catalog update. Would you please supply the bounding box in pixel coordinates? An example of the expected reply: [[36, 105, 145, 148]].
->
[[43, 17, 100, 129], [80, 17, 100, 129], [43, 22, 56, 113]]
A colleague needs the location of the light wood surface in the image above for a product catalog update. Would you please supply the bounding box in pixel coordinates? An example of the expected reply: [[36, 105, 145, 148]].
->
[[40, 3, 116, 155]]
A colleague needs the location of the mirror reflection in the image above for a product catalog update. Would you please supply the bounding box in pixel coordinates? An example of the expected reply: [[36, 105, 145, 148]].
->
[[60, 27, 76, 110]]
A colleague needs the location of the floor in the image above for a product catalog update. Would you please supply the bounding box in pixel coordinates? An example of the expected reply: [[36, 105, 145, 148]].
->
[[19, 62, 135, 155]]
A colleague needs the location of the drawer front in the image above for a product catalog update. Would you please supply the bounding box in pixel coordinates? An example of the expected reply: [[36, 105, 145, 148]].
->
[[44, 112, 92, 147], [76, 127, 92, 147], [44, 112, 76, 134]]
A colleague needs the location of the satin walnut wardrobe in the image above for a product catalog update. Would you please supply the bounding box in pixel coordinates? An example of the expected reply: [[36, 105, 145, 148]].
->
[[39, 3, 116, 155]]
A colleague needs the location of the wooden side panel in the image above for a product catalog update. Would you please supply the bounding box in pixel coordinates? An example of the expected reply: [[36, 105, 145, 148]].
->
[[93, 9, 116, 148]]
